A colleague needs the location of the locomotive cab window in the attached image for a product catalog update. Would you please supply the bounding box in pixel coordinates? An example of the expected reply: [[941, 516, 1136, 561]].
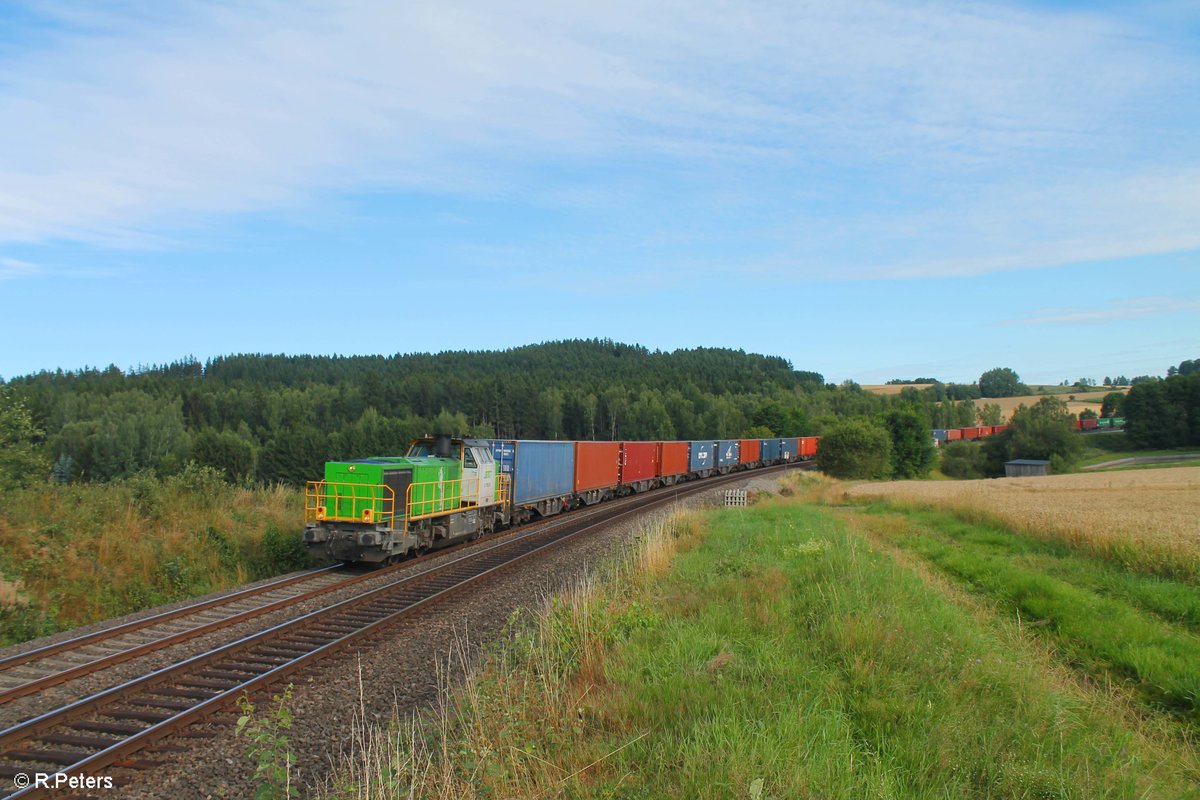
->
[[463, 449, 478, 469]]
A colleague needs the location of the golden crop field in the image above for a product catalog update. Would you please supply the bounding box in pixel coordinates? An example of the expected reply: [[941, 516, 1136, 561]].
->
[[843, 467, 1200, 578], [860, 386, 1128, 421]]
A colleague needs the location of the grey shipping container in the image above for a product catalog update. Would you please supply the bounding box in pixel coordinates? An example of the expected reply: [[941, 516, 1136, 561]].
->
[[931, 429, 949, 443], [781, 438, 798, 460], [688, 441, 716, 472], [510, 440, 575, 505], [761, 438, 782, 462], [716, 440, 740, 467]]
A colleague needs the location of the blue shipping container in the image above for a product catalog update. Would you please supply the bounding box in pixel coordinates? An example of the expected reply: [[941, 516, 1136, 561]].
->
[[716, 440, 740, 467], [489, 440, 515, 474], [688, 441, 716, 472], [511, 440, 575, 505], [931, 429, 949, 442], [781, 438, 798, 460], [761, 438, 782, 462]]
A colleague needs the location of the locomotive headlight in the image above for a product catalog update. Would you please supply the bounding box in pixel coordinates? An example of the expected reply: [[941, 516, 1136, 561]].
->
[[359, 532, 376, 546]]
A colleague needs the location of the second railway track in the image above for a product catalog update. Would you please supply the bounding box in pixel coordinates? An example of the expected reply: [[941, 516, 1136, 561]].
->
[[0, 465, 796, 799]]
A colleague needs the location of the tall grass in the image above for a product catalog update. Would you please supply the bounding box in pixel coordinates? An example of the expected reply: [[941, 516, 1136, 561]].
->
[[0, 466, 310, 645], [849, 505, 1200, 722], [317, 498, 1200, 799]]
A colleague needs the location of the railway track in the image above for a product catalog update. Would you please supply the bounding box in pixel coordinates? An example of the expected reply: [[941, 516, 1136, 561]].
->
[[0, 566, 351, 708], [0, 465, 798, 798]]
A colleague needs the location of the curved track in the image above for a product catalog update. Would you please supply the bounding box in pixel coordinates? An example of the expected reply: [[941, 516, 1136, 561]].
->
[[0, 464, 801, 798]]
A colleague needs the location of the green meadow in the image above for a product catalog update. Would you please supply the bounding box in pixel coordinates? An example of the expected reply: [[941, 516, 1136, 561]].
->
[[319, 490, 1200, 799]]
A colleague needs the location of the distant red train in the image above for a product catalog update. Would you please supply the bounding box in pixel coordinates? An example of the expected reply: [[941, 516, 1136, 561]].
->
[[933, 417, 1122, 445]]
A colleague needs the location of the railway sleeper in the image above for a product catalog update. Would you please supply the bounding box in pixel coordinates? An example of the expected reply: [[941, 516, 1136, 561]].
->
[[3, 748, 90, 765], [70, 721, 147, 735], [106, 710, 173, 723], [249, 649, 310, 660], [37, 733, 120, 749], [223, 655, 291, 666], [195, 669, 254, 682], [154, 687, 220, 699], [135, 698, 196, 711], [176, 678, 238, 690]]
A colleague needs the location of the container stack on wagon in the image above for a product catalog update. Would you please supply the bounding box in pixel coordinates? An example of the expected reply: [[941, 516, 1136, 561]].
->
[[738, 439, 761, 466], [658, 441, 690, 484], [619, 441, 659, 492], [716, 440, 740, 472], [574, 441, 621, 505], [501, 440, 574, 515], [689, 440, 717, 476]]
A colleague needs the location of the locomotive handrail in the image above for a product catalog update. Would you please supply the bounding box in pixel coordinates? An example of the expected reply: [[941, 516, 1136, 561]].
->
[[402, 472, 511, 524], [305, 480, 396, 524]]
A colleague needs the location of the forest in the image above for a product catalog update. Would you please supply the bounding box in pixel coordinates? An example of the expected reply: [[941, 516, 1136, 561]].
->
[[3, 340, 828, 486], [0, 340, 1145, 488]]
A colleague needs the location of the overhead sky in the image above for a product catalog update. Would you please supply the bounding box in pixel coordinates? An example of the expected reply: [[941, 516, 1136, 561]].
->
[[1, 1, 1197, 385]]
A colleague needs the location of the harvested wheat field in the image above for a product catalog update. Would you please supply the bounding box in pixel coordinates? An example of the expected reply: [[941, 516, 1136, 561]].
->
[[843, 467, 1200, 578]]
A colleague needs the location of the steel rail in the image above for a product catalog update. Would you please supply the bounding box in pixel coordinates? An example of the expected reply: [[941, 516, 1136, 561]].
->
[[0, 565, 348, 706], [0, 467, 743, 708], [0, 465, 797, 799]]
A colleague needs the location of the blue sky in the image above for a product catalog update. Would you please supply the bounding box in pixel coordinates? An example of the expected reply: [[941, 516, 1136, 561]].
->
[[0, 1, 1197, 385]]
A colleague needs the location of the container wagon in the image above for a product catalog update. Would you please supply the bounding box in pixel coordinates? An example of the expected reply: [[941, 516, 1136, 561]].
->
[[689, 440, 717, 476], [716, 440, 740, 472], [574, 441, 620, 505], [505, 440, 575, 520], [619, 441, 659, 493], [738, 439, 761, 467], [658, 441, 690, 485], [798, 436, 819, 459]]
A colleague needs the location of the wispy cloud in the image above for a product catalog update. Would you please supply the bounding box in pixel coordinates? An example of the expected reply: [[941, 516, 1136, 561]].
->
[[0, 258, 39, 280], [0, 1, 1197, 279], [1002, 296, 1200, 326]]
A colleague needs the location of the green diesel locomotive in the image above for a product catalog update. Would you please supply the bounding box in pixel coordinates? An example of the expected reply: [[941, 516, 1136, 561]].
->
[[302, 436, 509, 564]]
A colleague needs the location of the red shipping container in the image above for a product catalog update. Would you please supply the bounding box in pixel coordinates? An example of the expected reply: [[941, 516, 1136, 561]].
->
[[799, 436, 819, 458], [945, 429, 963, 442], [737, 439, 761, 465], [574, 442, 620, 492], [959, 427, 982, 440], [620, 442, 659, 484], [992, 424, 1009, 435], [658, 441, 689, 477], [1080, 418, 1099, 431]]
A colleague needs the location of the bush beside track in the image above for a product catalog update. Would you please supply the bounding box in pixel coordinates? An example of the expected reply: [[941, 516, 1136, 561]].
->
[[0, 465, 310, 645]]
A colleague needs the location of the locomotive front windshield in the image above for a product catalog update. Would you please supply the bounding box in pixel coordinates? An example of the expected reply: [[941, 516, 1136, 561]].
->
[[406, 442, 463, 459]]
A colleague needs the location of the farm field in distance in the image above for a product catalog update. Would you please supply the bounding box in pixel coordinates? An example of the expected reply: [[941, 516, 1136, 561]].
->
[[862, 384, 1127, 420], [321, 469, 1200, 799], [842, 467, 1200, 579]]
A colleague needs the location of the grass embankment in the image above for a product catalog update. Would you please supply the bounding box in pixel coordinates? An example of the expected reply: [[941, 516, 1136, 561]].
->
[[1077, 431, 1200, 468], [0, 466, 310, 646], [844, 467, 1200, 582], [845, 505, 1200, 720], [318, 499, 1200, 799]]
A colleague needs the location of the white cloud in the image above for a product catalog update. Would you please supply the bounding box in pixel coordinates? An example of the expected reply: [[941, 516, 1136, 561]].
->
[[0, 0, 1196, 280], [0, 258, 39, 280], [1002, 296, 1200, 326]]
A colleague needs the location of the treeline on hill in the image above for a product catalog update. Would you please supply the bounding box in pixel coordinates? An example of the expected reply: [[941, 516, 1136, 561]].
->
[[2, 346, 1193, 490], [4, 340, 836, 487]]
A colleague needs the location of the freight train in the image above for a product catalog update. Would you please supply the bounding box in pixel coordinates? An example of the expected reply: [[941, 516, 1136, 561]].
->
[[303, 435, 820, 564], [933, 416, 1124, 444]]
